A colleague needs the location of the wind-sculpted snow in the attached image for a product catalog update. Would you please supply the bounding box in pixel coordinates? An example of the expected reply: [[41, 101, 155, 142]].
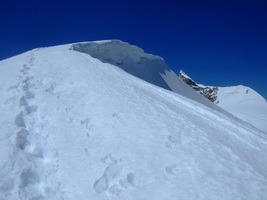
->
[[72, 40, 172, 90], [72, 40, 222, 112], [0, 43, 267, 200]]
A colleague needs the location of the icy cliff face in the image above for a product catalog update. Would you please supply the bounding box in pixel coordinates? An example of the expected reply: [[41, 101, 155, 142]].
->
[[178, 70, 267, 133], [72, 40, 224, 113]]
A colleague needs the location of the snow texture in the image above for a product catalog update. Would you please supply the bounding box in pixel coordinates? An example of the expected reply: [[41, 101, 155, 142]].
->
[[216, 85, 267, 133], [0, 42, 267, 200]]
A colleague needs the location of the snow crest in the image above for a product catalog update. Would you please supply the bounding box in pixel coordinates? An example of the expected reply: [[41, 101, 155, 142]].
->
[[72, 40, 172, 90]]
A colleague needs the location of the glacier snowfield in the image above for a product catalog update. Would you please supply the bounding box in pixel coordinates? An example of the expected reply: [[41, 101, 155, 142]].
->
[[216, 85, 267, 133], [0, 42, 267, 200]]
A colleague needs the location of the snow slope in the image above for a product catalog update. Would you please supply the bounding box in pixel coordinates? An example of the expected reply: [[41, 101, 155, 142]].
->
[[178, 70, 267, 133], [0, 44, 267, 200], [72, 40, 225, 113], [216, 86, 267, 133]]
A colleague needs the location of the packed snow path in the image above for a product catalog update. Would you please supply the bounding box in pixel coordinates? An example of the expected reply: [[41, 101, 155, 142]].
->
[[0, 52, 62, 200], [0, 43, 267, 200]]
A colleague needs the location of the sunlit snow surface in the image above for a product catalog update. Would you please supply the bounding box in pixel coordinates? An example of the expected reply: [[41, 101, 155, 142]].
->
[[0, 44, 267, 200], [217, 86, 267, 133]]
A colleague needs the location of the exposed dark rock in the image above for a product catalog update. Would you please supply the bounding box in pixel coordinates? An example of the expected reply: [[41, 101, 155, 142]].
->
[[178, 70, 218, 102]]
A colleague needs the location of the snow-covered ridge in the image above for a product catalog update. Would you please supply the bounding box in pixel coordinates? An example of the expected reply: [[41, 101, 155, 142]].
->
[[72, 40, 227, 114], [72, 40, 171, 90], [178, 70, 267, 133], [1, 43, 267, 199]]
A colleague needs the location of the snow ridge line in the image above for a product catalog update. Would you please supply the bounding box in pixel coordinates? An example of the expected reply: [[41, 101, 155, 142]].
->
[[4, 53, 62, 200]]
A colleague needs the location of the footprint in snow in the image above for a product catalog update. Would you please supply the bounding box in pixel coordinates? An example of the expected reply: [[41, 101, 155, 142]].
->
[[16, 129, 30, 150], [165, 134, 182, 149], [15, 112, 26, 128], [93, 160, 118, 194]]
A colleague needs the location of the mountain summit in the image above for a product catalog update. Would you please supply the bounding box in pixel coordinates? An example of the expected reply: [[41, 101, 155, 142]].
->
[[0, 41, 266, 200]]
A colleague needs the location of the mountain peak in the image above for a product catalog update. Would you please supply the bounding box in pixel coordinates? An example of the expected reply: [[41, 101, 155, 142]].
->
[[178, 69, 190, 79]]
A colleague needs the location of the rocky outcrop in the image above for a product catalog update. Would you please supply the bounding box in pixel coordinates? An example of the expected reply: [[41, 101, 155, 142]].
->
[[178, 70, 218, 102]]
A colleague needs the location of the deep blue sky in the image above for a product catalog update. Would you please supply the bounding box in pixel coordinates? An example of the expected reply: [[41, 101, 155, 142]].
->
[[1, 0, 266, 99]]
